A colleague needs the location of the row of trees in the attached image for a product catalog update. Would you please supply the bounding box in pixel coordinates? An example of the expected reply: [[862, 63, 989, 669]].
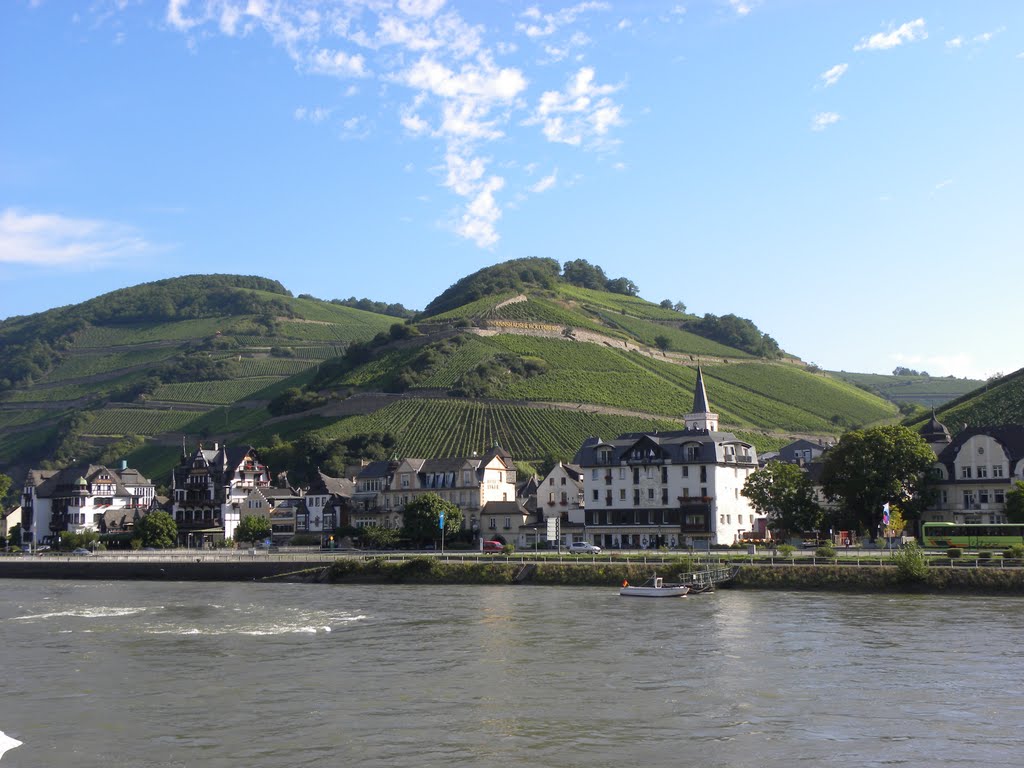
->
[[741, 425, 1024, 541]]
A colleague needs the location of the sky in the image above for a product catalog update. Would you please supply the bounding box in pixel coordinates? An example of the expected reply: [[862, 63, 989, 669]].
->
[[1, 1, 1022, 381]]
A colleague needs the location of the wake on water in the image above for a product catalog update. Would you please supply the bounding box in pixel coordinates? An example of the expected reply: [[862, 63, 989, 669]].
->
[[0, 731, 22, 761]]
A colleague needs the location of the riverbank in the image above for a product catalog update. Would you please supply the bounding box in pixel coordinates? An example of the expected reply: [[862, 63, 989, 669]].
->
[[5, 556, 1024, 593]]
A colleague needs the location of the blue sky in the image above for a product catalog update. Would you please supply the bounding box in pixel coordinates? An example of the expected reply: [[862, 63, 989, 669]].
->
[[1, 1, 1022, 380]]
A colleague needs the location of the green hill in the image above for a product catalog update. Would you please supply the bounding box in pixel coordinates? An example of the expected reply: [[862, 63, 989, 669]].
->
[[903, 368, 1024, 435], [828, 370, 984, 409], [0, 262, 903, 488]]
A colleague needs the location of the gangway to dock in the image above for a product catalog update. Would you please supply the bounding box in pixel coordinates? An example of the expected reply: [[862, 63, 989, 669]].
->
[[676, 565, 739, 592]]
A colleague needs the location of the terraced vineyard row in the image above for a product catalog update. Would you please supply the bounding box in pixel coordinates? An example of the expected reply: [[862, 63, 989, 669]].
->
[[557, 285, 686, 321], [150, 378, 282, 405], [596, 311, 749, 358], [230, 358, 317, 377], [412, 336, 499, 389], [1, 373, 141, 403], [46, 347, 178, 382], [86, 408, 206, 435], [489, 298, 611, 335], [703, 363, 896, 426], [72, 317, 233, 347], [312, 399, 685, 460], [0, 409, 58, 429]]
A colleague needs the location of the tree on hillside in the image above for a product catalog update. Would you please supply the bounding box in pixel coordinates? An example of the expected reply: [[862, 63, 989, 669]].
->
[[820, 425, 936, 538], [654, 335, 671, 352], [401, 493, 463, 546], [235, 515, 272, 544], [0, 473, 12, 506], [1005, 481, 1024, 524], [134, 510, 178, 549], [562, 259, 608, 290], [741, 462, 823, 540]]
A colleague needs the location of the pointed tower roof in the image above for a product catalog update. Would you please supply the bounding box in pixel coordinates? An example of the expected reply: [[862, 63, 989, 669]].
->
[[685, 366, 719, 433], [692, 366, 711, 413], [920, 410, 952, 445]]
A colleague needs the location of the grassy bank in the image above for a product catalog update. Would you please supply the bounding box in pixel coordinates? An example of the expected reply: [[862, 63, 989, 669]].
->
[[320, 557, 1024, 594]]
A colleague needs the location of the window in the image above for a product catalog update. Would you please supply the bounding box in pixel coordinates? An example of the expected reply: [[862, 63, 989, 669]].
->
[[661, 488, 668, 504], [995, 490, 1006, 504], [738, 515, 743, 524], [682, 466, 688, 478], [549, 477, 554, 485], [489, 519, 496, 530], [979, 490, 990, 504], [961, 466, 972, 479], [560, 477, 566, 485], [647, 488, 655, 499], [682, 488, 689, 498], [619, 489, 626, 500], [993, 465, 1004, 478], [977, 465, 988, 479], [592, 489, 599, 501], [592, 469, 599, 480], [503, 517, 511, 530], [560, 491, 567, 503]]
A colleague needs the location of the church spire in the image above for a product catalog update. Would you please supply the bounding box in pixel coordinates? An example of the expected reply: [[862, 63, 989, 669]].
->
[[685, 366, 719, 432], [693, 366, 711, 413]]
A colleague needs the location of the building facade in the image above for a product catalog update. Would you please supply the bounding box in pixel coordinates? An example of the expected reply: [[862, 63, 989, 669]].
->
[[20, 462, 156, 546], [573, 368, 762, 548], [170, 443, 271, 543], [920, 417, 1024, 524]]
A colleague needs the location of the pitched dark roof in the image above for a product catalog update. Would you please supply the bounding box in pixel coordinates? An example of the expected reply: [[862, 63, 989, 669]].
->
[[936, 425, 1024, 468]]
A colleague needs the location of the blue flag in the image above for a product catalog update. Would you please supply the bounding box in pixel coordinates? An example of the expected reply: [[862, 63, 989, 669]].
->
[[882, 503, 890, 526]]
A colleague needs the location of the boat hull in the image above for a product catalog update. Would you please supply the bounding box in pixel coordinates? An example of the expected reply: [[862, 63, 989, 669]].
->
[[619, 585, 689, 598]]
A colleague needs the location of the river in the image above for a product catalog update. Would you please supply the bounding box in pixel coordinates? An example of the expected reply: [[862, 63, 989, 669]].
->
[[1, 580, 1022, 767]]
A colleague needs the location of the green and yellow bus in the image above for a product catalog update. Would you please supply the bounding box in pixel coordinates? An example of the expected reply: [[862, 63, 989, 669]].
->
[[921, 522, 1024, 549]]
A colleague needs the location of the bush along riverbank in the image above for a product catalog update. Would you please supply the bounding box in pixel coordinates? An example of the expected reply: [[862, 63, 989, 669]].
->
[[304, 555, 1024, 594]]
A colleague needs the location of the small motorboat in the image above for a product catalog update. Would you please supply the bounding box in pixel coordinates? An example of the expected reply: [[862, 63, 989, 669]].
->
[[619, 576, 689, 597]]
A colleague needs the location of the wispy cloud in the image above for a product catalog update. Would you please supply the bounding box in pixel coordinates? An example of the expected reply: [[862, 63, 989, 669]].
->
[[947, 28, 1003, 51], [294, 106, 332, 124], [0, 208, 155, 267], [158, 0, 626, 250], [811, 112, 841, 131], [854, 18, 927, 52], [516, 2, 609, 38], [820, 63, 848, 87], [934, 178, 953, 191], [727, 0, 759, 17], [530, 170, 558, 193]]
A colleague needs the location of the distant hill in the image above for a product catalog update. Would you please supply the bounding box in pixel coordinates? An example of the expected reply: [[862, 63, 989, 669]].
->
[[828, 371, 985, 409], [903, 368, 1024, 435], [0, 262, 903, 488]]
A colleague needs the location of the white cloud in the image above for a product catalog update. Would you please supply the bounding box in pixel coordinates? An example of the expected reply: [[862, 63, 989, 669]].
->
[[516, 2, 609, 38], [820, 63, 848, 87], [398, 0, 446, 19], [854, 18, 927, 52], [526, 66, 623, 147], [727, 0, 757, 17], [158, 1, 624, 250], [294, 105, 332, 123], [0, 208, 154, 267], [306, 48, 368, 78], [946, 36, 963, 49], [811, 112, 840, 131], [455, 174, 505, 248], [934, 178, 953, 190], [617, 19, 631, 31], [530, 170, 557, 193]]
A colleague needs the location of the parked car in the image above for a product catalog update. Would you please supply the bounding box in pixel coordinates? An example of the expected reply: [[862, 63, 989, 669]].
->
[[71, 548, 94, 556], [567, 541, 601, 554], [482, 540, 505, 552]]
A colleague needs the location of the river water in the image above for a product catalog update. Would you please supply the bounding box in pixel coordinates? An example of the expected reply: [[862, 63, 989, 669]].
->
[[2, 580, 1023, 768]]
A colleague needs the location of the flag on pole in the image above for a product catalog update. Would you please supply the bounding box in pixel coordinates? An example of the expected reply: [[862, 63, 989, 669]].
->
[[882, 502, 890, 526]]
